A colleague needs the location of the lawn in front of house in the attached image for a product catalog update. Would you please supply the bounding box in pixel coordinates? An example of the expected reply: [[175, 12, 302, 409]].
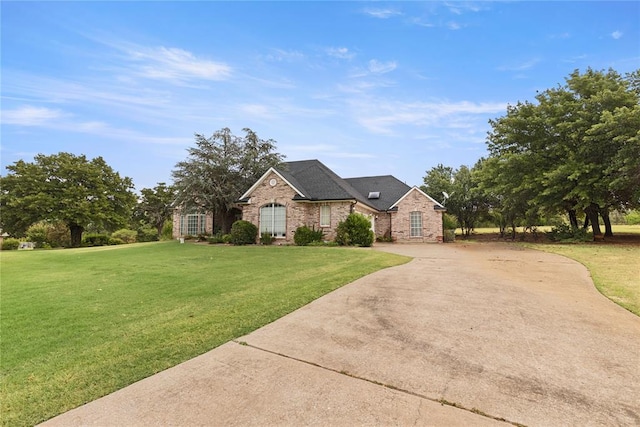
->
[[1, 242, 409, 427]]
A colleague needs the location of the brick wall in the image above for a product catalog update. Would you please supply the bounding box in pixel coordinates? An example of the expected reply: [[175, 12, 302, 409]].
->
[[391, 189, 443, 243]]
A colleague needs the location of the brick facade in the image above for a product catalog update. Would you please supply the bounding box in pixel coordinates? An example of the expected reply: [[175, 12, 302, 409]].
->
[[390, 188, 443, 243]]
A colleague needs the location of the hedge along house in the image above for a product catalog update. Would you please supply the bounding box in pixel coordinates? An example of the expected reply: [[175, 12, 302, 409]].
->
[[237, 159, 446, 243]]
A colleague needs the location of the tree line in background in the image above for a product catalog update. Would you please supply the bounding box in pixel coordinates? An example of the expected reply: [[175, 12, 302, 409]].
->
[[0, 128, 284, 248], [423, 68, 640, 240], [2, 68, 638, 247]]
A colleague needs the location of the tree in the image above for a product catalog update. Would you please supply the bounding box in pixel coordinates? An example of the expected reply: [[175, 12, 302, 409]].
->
[[422, 163, 488, 237], [486, 68, 640, 238], [0, 152, 136, 247], [172, 127, 285, 233], [136, 183, 176, 238]]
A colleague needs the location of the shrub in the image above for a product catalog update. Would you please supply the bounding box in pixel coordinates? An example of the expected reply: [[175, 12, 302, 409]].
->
[[626, 210, 640, 225], [82, 233, 110, 247], [208, 232, 225, 244], [111, 229, 137, 244], [222, 234, 232, 244], [546, 224, 591, 242], [108, 237, 125, 245], [137, 226, 158, 242], [26, 224, 48, 248], [293, 225, 324, 246], [229, 220, 258, 245], [260, 232, 274, 245], [45, 221, 71, 248], [442, 213, 458, 230], [335, 213, 375, 247], [161, 220, 173, 240], [1, 238, 20, 251]]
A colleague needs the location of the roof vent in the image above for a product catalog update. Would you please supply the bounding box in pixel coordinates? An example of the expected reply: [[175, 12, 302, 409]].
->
[[368, 191, 380, 199]]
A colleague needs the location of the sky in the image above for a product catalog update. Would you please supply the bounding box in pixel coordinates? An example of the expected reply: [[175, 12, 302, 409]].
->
[[2, 1, 639, 192]]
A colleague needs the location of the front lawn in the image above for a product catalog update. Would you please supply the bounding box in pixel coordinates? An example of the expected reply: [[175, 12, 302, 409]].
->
[[0, 242, 409, 426]]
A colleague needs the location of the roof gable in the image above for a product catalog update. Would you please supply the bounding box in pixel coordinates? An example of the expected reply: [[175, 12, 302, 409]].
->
[[389, 186, 446, 210], [239, 167, 306, 201]]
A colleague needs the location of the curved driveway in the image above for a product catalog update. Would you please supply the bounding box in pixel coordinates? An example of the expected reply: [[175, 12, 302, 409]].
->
[[43, 243, 640, 426]]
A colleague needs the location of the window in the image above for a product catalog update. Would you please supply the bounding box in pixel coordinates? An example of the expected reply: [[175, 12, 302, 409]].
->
[[410, 211, 422, 237], [260, 203, 286, 237], [180, 213, 206, 236], [320, 205, 331, 227]]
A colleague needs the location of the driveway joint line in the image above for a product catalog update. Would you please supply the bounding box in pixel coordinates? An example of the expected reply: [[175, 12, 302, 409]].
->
[[232, 340, 526, 427]]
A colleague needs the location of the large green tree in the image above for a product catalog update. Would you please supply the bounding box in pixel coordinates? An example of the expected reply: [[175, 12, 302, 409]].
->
[[422, 163, 488, 237], [486, 68, 640, 238], [172, 128, 285, 233], [0, 152, 136, 246], [135, 183, 176, 238]]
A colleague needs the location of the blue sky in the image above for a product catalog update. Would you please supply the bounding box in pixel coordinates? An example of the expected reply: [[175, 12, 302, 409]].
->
[[2, 1, 639, 191]]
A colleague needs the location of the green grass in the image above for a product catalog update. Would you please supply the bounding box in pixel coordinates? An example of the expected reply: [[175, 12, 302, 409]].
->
[[0, 242, 409, 426], [526, 243, 640, 317]]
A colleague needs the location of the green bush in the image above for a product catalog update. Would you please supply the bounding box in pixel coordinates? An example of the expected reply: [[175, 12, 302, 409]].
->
[[1, 238, 20, 251], [229, 220, 258, 245], [293, 225, 324, 246], [108, 237, 125, 245], [222, 234, 232, 244], [137, 226, 158, 242], [208, 232, 225, 244], [260, 232, 274, 245], [546, 224, 591, 242], [626, 210, 640, 225], [335, 213, 375, 247], [161, 220, 173, 240], [442, 213, 458, 230], [112, 229, 138, 244], [82, 233, 110, 247], [26, 224, 48, 248]]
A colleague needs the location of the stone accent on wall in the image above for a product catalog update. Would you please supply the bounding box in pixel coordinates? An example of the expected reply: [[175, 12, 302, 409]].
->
[[391, 188, 444, 243]]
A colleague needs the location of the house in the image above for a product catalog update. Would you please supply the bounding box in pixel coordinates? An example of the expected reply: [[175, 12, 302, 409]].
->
[[237, 159, 445, 243]]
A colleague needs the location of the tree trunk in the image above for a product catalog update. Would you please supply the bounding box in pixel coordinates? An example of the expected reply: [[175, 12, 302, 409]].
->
[[567, 209, 578, 229], [69, 223, 84, 247], [156, 222, 164, 239], [583, 215, 590, 230], [600, 207, 613, 237], [585, 204, 602, 238]]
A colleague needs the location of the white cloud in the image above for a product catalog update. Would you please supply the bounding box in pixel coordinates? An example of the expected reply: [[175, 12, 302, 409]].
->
[[264, 48, 305, 62], [447, 21, 462, 30], [363, 8, 402, 19], [497, 57, 541, 72], [127, 46, 232, 83], [611, 30, 623, 40], [1, 106, 65, 126], [351, 99, 507, 135], [326, 47, 355, 60], [368, 60, 397, 74]]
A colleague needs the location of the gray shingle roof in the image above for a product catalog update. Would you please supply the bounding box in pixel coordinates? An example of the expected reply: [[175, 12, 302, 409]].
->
[[272, 160, 415, 211], [344, 175, 411, 211]]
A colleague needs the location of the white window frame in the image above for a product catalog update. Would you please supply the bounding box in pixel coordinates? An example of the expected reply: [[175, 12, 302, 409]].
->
[[410, 211, 422, 237], [260, 203, 286, 238], [320, 205, 331, 227], [180, 213, 206, 236]]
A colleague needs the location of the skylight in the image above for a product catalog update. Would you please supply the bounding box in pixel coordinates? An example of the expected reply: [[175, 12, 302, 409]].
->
[[368, 191, 380, 199]]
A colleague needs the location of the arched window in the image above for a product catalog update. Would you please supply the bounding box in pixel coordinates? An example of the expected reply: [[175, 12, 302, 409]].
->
[[260, 203, 286, 237]]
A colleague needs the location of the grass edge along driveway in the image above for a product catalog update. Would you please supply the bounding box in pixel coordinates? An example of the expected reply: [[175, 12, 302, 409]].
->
[[1, 242, 410, 427]]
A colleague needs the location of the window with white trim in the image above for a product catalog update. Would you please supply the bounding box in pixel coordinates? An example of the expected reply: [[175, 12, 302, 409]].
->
[[410, 211, 422, 237], [260, 203, 286, 237], [180, 213, 206, 236], [320, 205, 331, 227]]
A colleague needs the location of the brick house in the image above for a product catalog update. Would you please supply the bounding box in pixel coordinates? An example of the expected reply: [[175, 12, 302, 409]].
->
[[237, 160, 446, 243]]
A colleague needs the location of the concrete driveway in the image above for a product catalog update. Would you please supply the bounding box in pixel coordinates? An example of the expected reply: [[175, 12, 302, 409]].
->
[[42, 243, 640, 426]]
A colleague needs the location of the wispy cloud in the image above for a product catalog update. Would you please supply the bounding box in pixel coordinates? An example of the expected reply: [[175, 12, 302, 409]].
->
[[368, 59, 397, 74], [447, 21, 463, 30], [363, 8, 402, 19], [351, 98, 507, 135], [126, 46, 232, 83], [264, 48, 305, 62], [1, 106, 66, 126], [497, 57, 541, 72], [611, 30, 623, 40], [326, 47, 355, 60]]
